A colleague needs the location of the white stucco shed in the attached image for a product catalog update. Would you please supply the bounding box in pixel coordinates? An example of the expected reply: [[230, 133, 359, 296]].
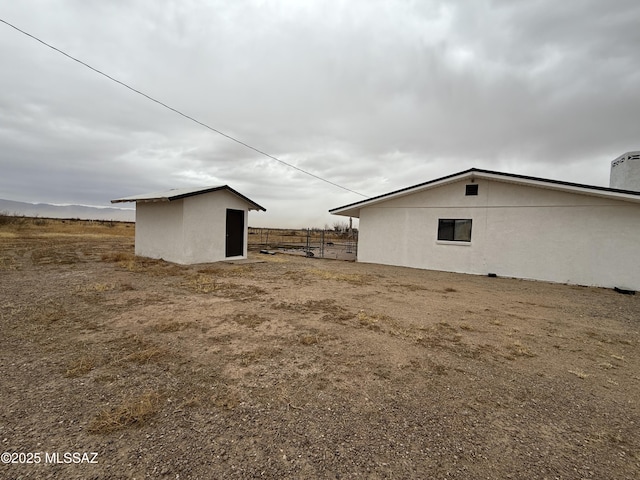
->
[[330, 168, 640, 290], [112, 186, 265, 264]]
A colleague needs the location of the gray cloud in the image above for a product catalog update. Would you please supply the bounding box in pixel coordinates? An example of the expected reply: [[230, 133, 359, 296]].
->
[[1, 0, 639, 227]]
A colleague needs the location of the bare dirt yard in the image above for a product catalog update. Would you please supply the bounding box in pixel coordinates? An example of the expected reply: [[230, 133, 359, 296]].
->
[[1, 219, 639, 479]]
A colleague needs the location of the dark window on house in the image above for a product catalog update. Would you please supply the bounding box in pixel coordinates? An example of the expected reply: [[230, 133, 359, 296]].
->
[[465, 184, 478, 196], [438, 219, 472, 242]]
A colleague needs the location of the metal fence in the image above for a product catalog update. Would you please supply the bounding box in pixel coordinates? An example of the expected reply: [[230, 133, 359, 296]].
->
[[248, 228, 358, 261]]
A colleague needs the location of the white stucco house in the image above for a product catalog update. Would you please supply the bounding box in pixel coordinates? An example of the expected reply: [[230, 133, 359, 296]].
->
[[330, 152, 640, 290], [112, 185, 265, 264]]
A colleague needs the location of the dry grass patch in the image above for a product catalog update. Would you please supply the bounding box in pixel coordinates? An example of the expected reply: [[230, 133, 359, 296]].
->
[[299, 334, 319, 345], [259, 254, 289, 263], [116, 346, 168, 365], [183, 274, 266, 299], [357, 310, 382, 331], [185, 274, 224, 293], [76, 282, 116, 293], [230, 312, 268, 328], [237, 345, 283, 366], [505, 341, 537, 358], [101, 251, 133, 263], [64, 356, 96, 377], [309, 268, 370, 285], [103, 251, 180, 275], [119, 258, 161, 273], [107, 334, 171, 365], [198, 265, 254, 277], [31, 247, 81, 265], [30, 301, 68, 324], [154, 321, 193, 333], [392, 282, 430, 292], [0, 216, 134, 237], [196, 266, 225, 276], [274, 299, 347, 316], [0, 255, 19, 270], [89, 391, 162, 433], [568, 369, 589, 379]]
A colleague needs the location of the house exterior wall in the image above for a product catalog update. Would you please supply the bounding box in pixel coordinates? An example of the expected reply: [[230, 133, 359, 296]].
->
[[135, 190, 250, 264], [135, 199, 184, 263], [357, 179, 640, 289]]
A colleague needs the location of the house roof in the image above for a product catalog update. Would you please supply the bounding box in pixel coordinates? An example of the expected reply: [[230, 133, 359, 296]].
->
[[330, 168, 640, 218], [111, 185, 266, 211]]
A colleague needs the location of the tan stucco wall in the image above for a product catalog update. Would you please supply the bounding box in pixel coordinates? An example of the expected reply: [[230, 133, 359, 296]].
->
[[357, 179, 640, 289]]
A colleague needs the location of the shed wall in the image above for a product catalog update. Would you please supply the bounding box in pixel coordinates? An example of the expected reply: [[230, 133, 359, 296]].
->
[[135, 200, 184, 263], [182, 190, 249, 263], [134, 190, 251, 264], [357, 179, 640, 289]]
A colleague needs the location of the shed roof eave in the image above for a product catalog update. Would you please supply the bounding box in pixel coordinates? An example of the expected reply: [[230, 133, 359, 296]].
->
[[111, 185, 266, 211], [111, 197, 171, 204]]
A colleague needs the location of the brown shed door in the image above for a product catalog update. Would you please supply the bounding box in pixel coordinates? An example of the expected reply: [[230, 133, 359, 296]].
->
[[225, 209, 244, 257]]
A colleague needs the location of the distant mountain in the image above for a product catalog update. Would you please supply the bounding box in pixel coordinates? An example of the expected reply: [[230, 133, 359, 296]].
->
[[0, 198, 135, 222]]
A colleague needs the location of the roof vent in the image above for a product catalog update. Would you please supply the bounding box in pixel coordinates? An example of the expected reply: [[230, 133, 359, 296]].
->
[[610, 151, 640, 191]]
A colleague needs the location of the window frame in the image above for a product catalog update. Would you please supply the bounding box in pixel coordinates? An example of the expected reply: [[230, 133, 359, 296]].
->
[[437, 218, 473, 243]]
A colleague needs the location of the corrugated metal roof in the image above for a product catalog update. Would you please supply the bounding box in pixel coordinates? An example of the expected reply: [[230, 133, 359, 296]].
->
[[111, 185, 266, 211]]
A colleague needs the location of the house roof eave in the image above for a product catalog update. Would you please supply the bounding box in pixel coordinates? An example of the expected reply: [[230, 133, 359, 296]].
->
[[329, 168, 640, 215]]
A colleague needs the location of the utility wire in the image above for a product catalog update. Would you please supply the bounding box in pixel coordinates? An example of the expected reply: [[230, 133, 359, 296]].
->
[[0, 17, 368, 198]]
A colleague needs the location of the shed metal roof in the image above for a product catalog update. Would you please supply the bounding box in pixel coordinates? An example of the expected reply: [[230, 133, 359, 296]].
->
[[111, 185, 266, 211], [330, 168, 640, 218]]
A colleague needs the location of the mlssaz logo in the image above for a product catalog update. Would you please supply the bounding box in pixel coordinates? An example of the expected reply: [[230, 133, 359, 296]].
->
[[45, 452, 99, 464]]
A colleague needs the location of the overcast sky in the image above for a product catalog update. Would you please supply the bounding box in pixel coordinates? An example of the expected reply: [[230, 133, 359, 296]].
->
[[1, 0, 639, 228]]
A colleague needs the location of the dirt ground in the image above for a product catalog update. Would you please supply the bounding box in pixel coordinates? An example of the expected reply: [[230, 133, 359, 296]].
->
[[1, 220, 639, 479]]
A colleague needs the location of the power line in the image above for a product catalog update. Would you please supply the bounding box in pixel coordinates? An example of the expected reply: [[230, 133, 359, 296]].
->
[[0, 17, 368, 198]]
